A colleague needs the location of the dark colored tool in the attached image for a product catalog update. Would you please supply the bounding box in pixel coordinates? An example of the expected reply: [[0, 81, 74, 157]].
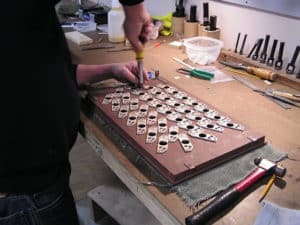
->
[[136, 36, 146, 88], [275, 42, 285, 70], [267, 39, 278, 66], [203, 2, 209, 26], [220, 60, 277, 81], [286, 46, 300, 74], [239, 34, 247, 55], [176, 68, 214, 80], [209, 15, 217, 31], [259, 34, 270, 63], [247, 39, 259, 58], [234, 32, 241, 53], [185, 158, 286, 225], [173, 0, 185, 17], [252, 38, 263, 60], [189, 5, 197, 22]]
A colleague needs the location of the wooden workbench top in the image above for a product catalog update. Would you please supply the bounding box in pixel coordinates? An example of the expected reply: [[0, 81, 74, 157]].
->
[[68, 34, 300, 225]]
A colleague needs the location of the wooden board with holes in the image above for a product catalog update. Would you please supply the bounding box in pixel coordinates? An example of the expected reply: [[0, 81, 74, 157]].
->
[[85, 79, 265, 184]]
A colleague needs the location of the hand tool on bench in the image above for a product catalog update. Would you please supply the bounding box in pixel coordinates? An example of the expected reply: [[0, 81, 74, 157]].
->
[[267, 39, 278, 66], [233, 76, 300, 108], [286, 45, 300, 74], [220, 60, 278, 81], [176, 68, 214, 80], [173, 57, 214, 80], [275, 42, 285, 70], [185, 158, 286, 225]]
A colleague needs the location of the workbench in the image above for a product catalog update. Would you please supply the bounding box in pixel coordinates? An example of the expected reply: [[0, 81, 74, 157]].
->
[[68, 33, 300, 225]]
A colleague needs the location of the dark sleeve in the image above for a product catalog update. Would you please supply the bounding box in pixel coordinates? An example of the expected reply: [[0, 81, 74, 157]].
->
[[70, 64, 79, 88], [119, 0, 143, 6]]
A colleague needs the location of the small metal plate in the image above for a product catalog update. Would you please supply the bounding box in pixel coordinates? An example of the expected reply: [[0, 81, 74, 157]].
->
[[138, 104, 149, 117], [197, 120, 224, 132], [157, 104, 172, 115], [111, 98, 121, 112], [157, 135, 169, 154], [147, 111, 158, 125], [178, 133, 193, 152], [177, 119, 199, 131], [102, 93, 114, 104], [146, 126, 158, 144], [158, 117, 168, 133], [126, 111, 138, 126], [118, 104, 129, 119], [168, 125, 179, 142], [217, 120, 245, 131], [137, 118, 147, 135], [167, 111, 183, 122], [175, 104, 192, 114], [122, 92, 131, 105], [188, 128, 218, 142], [129, 98, 139, 111]]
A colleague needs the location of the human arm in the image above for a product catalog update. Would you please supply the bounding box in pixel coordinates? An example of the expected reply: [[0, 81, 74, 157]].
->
[[120, 1, 153, 52], [76, 62, 149, 87]]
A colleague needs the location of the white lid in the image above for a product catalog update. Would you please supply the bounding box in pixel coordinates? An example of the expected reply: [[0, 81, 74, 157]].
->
[[112, 0, 122, 8]]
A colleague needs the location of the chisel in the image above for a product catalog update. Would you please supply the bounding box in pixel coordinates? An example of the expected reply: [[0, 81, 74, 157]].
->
[[136, 36, 146, 88], [220, 61, 278, 81]]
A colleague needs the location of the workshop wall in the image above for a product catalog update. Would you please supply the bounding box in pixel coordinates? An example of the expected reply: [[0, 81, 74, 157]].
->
[[185, 0, 300, 68]]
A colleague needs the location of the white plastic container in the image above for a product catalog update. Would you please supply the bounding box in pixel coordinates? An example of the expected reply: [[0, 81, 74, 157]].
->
[[108, 0, 125, 43], [183, 36, 223, 65]]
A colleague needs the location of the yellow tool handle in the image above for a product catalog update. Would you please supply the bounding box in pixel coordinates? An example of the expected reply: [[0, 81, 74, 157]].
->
[[136, 51, 144, 61], [246, 67, 278, 81], [272, 91, 300, 102]]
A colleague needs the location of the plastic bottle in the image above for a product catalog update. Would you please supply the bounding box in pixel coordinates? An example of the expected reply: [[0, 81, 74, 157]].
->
[[108, 0, 125, 43]]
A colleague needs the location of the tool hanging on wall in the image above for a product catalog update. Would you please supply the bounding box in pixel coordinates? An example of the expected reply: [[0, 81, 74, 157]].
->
[[234, 32, 241, 53], [286, 45, 300, 74], [267, 39, 278, 66], [252, 38, 263, 60], [259, 34, 270, 63], [247, 39, 259, 58], [203, 2, 209, 26], [239, 34, 247, 55], [185, 158, 286, 225], [275, 42, 285, 70]]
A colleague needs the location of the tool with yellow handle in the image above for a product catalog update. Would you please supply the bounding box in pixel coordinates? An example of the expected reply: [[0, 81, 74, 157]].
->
[[220, 61, 278, 81], [136, 50, 144, 88], [271, 90, 300, 102]]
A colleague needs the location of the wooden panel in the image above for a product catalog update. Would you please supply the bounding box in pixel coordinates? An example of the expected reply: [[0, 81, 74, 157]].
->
[[85, 78, 265, 184]]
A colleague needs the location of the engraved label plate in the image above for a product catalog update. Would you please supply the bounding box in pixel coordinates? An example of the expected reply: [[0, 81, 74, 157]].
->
[[157, 104, 172, 115], [130, 98, 139, 111], [197, 120, 224, 132], [102, 94, 114, 104], [194, 103, 209, 112], [156, 92, 170, 101], [177, 119, 198, 131], [178, 133, 193, 152], [168, 125, 179, 142], [165, 86, 178, 95], [165, 98, 180, 107], [174, 91, 188, 100], [126, 111, 138, 126], [188, 128, 218, 142], [139, 92, 153, 101], [111, 98, 121, 112], [118, 104, 129, 119], [138, 104, 149, 117], [147, 111, 158, 125], [122, 92, 131, 104], [137, 118, 147, 135], [158, 117, 168, 133], [205, 111, 231, 122], [175, 104, 192, 114], [146, 126, 158, 144], [131, 88, 143, 96], [167, 111, 183, 122], [217, 120, 245, 131], [185, 111, 211, 123], [183, 97, 198, 106], [157, 135, 169, 154], [147, 98, 162, 108], [115, 87, 124, 93]]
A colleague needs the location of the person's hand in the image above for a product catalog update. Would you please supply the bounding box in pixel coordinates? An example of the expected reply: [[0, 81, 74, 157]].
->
[[123, 2, 153, 53], [111, 62, 149, 86]]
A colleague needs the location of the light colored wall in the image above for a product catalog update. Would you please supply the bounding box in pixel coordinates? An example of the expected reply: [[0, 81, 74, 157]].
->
[[89, 0, 300, 69], [185, 0, 300, 69]]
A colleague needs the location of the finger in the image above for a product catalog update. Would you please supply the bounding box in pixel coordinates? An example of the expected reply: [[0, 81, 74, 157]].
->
[[143, 67, 149, 82], [122, 68, 139, 84]]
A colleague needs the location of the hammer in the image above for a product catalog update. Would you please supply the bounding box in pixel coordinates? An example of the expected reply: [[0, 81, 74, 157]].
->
[[185, 158, 286, 225]]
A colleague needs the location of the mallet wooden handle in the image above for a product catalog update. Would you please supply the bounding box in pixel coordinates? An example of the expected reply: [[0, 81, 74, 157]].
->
[[246, 66, 278, 81]]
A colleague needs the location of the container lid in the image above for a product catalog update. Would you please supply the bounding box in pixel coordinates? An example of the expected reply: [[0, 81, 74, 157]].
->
[[112, 0, 122, 8]]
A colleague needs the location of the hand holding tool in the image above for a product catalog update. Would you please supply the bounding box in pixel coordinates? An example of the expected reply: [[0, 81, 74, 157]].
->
[[136, 36, 146, 88], [220, 60, 278, 81], [176, 68, 214, 80], [185, 158, 286, 225]]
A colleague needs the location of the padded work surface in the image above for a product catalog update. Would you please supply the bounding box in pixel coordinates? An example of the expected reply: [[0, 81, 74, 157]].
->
[[87, 79, 265, 184]]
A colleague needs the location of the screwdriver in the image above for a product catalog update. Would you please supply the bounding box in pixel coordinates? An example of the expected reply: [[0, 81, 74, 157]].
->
[[136, 36, 146, 88], [220, 61, 278, 81]]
